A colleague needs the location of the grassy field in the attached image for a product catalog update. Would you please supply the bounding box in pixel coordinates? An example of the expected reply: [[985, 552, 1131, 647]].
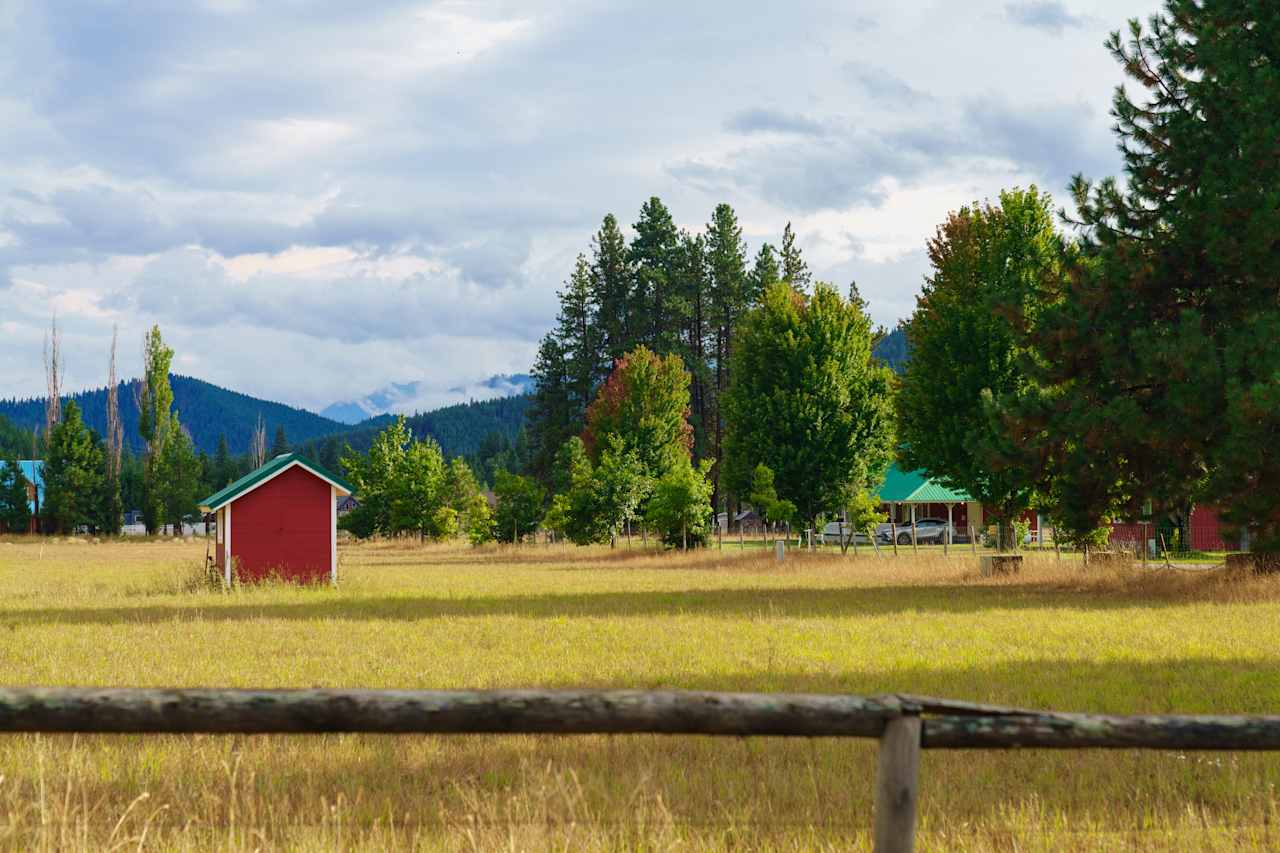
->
[[0, 537, 1279, 850]]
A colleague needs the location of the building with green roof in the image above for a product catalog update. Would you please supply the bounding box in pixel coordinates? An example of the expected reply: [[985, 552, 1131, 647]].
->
[[876, 463, 983, 537]]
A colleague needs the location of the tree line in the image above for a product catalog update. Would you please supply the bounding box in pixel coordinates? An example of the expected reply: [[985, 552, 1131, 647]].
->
[[0, 325, 315, 535], [898, 2, 1280, 553], [341, 273, 893, 550]]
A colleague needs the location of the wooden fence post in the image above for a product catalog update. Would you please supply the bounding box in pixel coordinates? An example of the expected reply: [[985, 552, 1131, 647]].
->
[[891, 522, 899, 557], [874, 714, 922, 853]]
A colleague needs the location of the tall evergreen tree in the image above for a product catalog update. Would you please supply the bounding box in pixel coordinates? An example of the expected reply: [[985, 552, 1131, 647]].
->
[[527, 334, 573, 484], [674, 231, 713, 463], [561, 254, 605, 411], [1007, 2, 1280, 548], [704, 203, 748, 508], [748, 243, 781, 304], [157, 427, 201, 534], [629, 197, 682, 352], [42, 401, 105, 534], [270, 424, 289, 457], [590, 214, 635, 364], [213, 434, 233, 488], [780, 222, 811, 292], [0, 458, 32, 533]]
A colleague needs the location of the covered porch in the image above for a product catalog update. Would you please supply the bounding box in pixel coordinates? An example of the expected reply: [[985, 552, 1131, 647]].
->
[[876, 464, 980, 542]]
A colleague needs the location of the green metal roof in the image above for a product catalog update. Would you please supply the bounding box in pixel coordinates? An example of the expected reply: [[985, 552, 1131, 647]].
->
[[198, 453, 353, 512], [877, 463, 972, 504]]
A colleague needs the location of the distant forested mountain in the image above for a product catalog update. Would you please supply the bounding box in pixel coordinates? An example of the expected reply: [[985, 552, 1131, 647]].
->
[[0, 375, 345, 455], [873, 326, 910, 374], [0, 413, 34, 459], [300, 394, 532, 461]]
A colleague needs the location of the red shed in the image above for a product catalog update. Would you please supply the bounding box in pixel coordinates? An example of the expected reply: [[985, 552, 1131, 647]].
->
[[199, 453, 353, 585]]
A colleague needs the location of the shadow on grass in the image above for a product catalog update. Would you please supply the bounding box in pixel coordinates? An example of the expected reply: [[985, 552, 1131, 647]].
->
[[0, 581, 1234, 627]]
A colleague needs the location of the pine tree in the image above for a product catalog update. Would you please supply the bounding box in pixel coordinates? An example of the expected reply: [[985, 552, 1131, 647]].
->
[[560, 254, 604, 411], [674, 231, 713, 463], [270, 425, 289, 457], [0, 458, 32, 534], [1011, 2, 1280, 548], [704, 203, 748, 508], [748, 243, 781, 305], [589, 214, 635, 364], [527, 334, 573, 483], [779, 222, 811, 292], [42, 401, 105, 534], [629, 197, 682, 352], [213, 434, 232, 488]]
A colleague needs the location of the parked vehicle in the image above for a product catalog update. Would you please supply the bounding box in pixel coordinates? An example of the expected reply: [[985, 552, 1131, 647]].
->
[[877, 518, 955, 545], [820, 521, 871, 546]]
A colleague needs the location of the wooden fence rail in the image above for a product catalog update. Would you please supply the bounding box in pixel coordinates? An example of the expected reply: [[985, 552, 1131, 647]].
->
[[3, 687, 1279, 852]]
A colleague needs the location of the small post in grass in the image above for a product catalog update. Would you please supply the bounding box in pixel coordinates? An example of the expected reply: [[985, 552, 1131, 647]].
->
[[870, 526, 882, 558], [969, 525, 977, 555], [890, 521, 899, 557], [873, 713, 922, 853]]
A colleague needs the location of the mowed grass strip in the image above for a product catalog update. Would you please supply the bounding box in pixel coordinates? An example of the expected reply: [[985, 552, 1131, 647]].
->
[[0, 537, 1278, 851]]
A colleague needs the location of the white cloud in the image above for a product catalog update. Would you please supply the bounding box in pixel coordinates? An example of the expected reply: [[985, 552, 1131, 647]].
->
[[0, 0, 1163, 406]]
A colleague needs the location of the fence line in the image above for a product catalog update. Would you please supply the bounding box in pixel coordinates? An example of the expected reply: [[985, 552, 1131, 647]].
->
[[2, 687, 1279, 852]]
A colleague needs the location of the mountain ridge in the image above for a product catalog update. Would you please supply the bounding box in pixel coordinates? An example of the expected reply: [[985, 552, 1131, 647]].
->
[[0, 375, 347, 456], [321, 373, 536, 424]]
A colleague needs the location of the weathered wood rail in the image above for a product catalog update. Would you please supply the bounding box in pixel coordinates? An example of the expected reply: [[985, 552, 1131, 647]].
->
[[2, 687, 1278, 852]]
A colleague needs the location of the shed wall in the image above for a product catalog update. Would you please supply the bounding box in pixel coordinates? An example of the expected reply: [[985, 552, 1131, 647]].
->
[[229, 465, 332, 583]]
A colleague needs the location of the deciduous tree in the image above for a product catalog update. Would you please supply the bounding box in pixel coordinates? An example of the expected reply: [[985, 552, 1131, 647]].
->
[[722, 283, 895, 535], [493, 470, 545, 543], [898, 188, 1057, 549]]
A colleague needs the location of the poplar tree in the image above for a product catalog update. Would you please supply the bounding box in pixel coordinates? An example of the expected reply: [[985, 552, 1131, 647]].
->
[[138, 326, 175, 533]]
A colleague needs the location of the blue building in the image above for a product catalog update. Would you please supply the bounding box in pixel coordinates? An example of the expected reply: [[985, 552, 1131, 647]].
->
[[13, 460, 43, 533]]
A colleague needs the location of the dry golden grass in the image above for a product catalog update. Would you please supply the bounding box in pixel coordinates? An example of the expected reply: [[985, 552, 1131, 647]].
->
[[1, 536, 1279, 850]]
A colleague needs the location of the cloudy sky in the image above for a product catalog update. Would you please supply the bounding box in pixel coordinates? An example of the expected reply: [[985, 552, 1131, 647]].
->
[[0, 0, 1160, 413]]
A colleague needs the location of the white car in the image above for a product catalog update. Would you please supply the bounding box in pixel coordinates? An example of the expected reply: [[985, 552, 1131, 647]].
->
[[820, 521, 871, 545], [877, 518, 955, 545]]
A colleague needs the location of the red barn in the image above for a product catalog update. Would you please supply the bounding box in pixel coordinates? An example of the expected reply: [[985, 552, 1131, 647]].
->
[[199, 453, 353, 585]]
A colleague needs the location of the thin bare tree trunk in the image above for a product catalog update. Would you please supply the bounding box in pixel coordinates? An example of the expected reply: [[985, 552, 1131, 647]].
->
[[43, 314, 62, 436], [106, 325, 122, 478], [251, 414, 267, 468]]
